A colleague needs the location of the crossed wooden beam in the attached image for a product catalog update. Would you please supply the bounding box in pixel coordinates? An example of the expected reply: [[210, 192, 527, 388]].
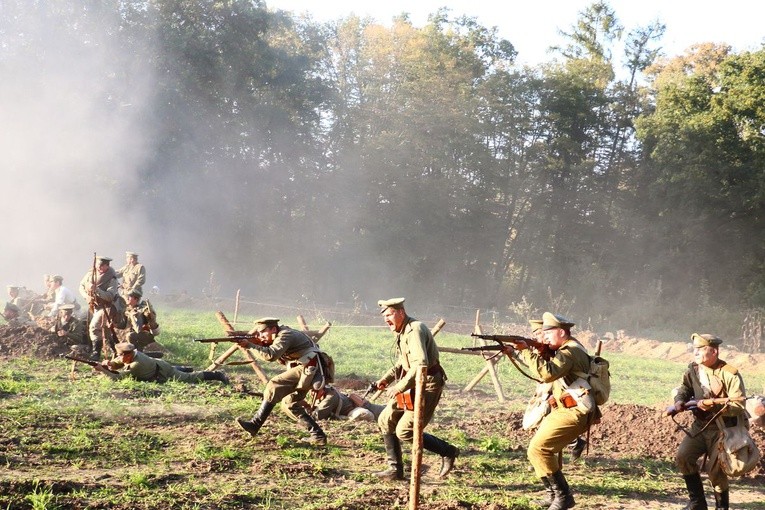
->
[[205, 311, 331, 384], [438, 309, 506, 402]]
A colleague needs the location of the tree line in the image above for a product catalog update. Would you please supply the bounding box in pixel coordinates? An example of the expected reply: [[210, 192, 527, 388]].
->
[[3, 0, 764, 340]]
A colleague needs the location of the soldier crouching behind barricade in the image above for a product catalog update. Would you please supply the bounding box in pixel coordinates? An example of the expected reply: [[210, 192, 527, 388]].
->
[[235, 317, 330, 446], [93, 342, 229, 384]]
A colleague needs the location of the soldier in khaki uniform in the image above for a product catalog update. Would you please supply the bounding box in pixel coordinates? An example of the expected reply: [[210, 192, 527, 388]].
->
[[310, 385, 385, 422], [509, 312, 594, 510], [122, 289, 160, 351], [49, 304, 87, 346], [672, 334, 747, 510], [372, 298, 458, 481], [94, 342, 228, 383], [79, 256, 121, 359], [236, 318, 329, 445], [116, 251, 146, 299]]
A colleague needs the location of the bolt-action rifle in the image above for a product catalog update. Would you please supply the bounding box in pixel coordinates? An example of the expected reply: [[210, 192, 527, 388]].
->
[[64, 354, 118, 374], [193, 334, 272, 347], [465, 333, 553, 360], [665, 396, 747, 416]]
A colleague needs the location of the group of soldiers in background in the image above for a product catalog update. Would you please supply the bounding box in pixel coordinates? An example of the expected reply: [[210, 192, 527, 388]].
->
[[2, 251, 157, 361]]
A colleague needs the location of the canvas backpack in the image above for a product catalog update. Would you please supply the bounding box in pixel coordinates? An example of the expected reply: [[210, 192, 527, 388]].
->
[[572, 343, 611, 406]]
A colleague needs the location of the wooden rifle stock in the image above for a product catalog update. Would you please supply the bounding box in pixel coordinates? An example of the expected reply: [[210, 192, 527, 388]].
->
[[666, 396, 747, 416], [64, 354, 118, 374]]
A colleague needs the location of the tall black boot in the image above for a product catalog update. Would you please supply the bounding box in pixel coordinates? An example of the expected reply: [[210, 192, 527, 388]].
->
[[422, 432, 459, 478], [548, 470, 576, 510], [682, 473, 708, 510], [534, 476, 555, 507], [374, 434, 404, 480], [90, 337, 102, 360], [295, 409, 327, 446], [236, 400, 275, 437], [713, 490, 728, 510], [202, 371, 230, 384]]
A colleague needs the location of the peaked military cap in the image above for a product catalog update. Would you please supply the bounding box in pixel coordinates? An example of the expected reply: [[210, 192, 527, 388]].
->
[[691, 333, 722, 348], [7, 285, 19, 290], [529, 319, 544, 332], [125, 251, 138, 257], [542, 312, 575, 330], [115, 342, 136, 354], [128, 289, 142, 298], [96, 256, 112, 263], [377, 297, 405, 313], [52, 275, 63, 282], [58, 304, 75, 311], [254, 317, 280, 331]]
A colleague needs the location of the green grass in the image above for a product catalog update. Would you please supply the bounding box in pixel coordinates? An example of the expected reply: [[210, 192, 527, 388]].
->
[[1, 307, 763, 509]]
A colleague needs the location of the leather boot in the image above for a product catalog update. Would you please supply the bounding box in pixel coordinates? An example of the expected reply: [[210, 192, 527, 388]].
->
[[236, 400, 275, 437], [374, 434, 404, 480], [534, 476, 555, 507], [713, 490, 728, 510], [682, 473, 708, 510], [90, 337, 102, 360], [422, 433, 459, 478], [202, 371, 230, 384], [296, 411, 327, 446], [569, 436, 587, 461], [548, 470, 576, 510]]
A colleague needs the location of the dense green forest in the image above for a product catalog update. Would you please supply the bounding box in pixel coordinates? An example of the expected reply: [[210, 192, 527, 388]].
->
[[2, 1, 764, 339]]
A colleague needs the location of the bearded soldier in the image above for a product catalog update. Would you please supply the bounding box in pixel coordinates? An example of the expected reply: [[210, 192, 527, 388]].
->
[[372, 298, 458, 480], [79, 255, 120, 359], [235, 317, 330, 446], [116, 251, 146, 299], [672, 334, 747, 510]]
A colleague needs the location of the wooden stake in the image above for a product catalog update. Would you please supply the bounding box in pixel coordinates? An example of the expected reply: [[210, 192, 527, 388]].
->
[[409, 366, 427, 510], [233, 289, 241, 326]]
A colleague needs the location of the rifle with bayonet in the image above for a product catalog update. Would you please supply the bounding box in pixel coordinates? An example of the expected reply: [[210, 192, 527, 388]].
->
[[63, 354, 118, 374], [464, 333, 553, 360]]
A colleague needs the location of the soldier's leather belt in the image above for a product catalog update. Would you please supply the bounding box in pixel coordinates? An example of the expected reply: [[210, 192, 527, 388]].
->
[[548, 393, 577, 410]]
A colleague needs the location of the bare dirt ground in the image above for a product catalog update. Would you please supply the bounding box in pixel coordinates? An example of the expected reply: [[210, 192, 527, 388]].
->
[[1, 324, 764, 509]]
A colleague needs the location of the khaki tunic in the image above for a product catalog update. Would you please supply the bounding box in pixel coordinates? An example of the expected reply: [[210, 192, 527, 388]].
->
[[674, 360, 747, 492], [79, 267, 120, 345], [51, 317, 87, 345], [123, 300, 159, 350], [249, 326, 323, 416], [377, 317, 446, 442], [520, 339, 593, 476], [110, 350, 204, 383], [117, 263, 146, 297]]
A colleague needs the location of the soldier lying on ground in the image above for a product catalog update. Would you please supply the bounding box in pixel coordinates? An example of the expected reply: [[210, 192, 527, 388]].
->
[[306, 384, 385, 422], [93, 342, 229, 384]]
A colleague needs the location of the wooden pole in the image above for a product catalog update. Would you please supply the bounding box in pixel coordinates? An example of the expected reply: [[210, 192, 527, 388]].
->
[[233, 289, 241, 326], [297, 314, 309, 331], [409, 366, 427, 510]]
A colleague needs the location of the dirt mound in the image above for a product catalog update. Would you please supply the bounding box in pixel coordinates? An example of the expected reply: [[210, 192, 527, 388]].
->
[[0, 324, 86, 359]]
